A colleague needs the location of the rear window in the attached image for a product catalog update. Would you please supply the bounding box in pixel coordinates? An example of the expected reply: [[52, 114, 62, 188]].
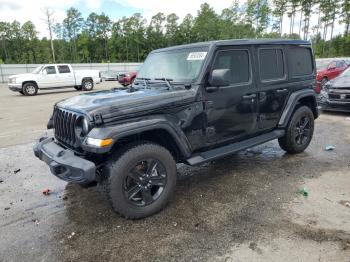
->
[[259, 48, 285, 81], [288, 47, 313, 77], [58, 65, 71, 74]]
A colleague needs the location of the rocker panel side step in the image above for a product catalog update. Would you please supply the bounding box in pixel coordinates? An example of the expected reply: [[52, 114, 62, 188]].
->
[[186, 130, 285, 166]]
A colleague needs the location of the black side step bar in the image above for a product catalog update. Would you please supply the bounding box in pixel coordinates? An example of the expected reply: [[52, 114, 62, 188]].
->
[[186, 130, 285, 166]]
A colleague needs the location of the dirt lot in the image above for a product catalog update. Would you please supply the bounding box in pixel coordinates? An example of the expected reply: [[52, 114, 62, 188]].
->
[[0, 83, 350, 262]]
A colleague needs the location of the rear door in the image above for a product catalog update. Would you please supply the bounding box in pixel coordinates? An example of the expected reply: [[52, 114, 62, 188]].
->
[[57, 65, 75, 86], [204, 46, 259, 145], [256, 45, 315, 131], [255, 46, 289, 131]]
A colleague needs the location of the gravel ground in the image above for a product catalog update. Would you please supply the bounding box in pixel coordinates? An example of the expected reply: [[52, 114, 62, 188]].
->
[[0, 83, 350, 261]]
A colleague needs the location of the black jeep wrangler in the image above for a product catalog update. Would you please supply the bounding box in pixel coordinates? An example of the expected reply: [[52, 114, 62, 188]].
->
[[34, 39, 318, 219]]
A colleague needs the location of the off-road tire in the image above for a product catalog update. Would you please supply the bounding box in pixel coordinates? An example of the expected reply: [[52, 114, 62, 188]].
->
[[82, 79, 94, 91], [278, 105, 314, 154], [22, 82, 38, 96], [102, 142, 177, 219]]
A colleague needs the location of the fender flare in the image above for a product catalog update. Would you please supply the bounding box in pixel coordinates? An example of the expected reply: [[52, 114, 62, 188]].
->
[[278, 89, 318, 128], [83, 116, 192, 157]]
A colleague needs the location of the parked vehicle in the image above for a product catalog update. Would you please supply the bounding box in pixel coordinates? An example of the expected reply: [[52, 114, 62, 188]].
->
[[34, 39, 318, 219], [319, 67, 350, 112], [316, 60, 349, 93], [118, 72, 137, 86], [101, 70, 119, 81], [8, 64, 101, 96]]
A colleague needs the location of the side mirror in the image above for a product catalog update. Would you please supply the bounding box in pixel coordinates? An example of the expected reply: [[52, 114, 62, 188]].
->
[[208, 69, 231, 90], [42, 69, 47, 75]]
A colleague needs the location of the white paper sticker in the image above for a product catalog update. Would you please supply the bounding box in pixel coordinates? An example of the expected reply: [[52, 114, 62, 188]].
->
[[187, 52, 207, 61]]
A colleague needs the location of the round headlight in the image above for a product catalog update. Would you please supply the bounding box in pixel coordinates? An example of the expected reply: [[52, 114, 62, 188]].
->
[[82, 118, 90, 135]]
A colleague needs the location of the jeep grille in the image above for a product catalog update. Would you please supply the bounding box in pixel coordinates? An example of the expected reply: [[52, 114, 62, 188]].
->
[[53, 108, 81, 148]]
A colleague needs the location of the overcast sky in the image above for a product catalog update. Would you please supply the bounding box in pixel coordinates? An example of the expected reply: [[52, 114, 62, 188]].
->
[[0, 0, 344, 39]]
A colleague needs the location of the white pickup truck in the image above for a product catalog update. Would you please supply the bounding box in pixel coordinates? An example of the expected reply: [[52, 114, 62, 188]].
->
[[8, 64, 101, 96]]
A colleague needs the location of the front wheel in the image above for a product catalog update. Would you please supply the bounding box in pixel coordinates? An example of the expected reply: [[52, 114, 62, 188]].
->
[[278, 106, 314, 154], [103, 142, 177, 219], [82, 79, 94, 91], [22, 83, 38, 96]]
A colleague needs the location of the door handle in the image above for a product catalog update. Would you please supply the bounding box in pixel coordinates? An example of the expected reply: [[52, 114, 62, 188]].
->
[[276, 88, 288, 93], [242, 94, 256, 99]]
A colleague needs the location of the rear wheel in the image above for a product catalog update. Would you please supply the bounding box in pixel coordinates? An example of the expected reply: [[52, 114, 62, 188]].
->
[[102, 142, 177, 219], [22, 83, 38, 96], [278, 106, 314, 154], [82, 79, 94, 91]]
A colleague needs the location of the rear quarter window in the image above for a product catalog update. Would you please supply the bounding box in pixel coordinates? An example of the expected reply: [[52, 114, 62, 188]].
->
[[288, 46, 313, 77]]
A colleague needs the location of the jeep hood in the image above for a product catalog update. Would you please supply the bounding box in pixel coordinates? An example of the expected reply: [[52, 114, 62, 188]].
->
[[56, 87, 197, 121]]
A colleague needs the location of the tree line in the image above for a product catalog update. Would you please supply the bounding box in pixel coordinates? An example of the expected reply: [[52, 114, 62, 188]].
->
[[1, 0, 350, 64]]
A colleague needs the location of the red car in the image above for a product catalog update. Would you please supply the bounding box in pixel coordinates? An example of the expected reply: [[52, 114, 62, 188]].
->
[[316, 60, 348, 93], [118, 72, 137, 87]]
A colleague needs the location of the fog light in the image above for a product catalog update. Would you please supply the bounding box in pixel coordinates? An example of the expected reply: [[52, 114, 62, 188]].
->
[[86, 137, 113, 147]]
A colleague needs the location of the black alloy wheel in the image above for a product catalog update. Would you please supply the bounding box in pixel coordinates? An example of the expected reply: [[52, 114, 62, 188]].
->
[[123, 159, 167, 207]]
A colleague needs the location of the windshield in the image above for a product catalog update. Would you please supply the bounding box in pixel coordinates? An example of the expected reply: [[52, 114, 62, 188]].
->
[[137, 47, 208, 82], [32, 65, 44, 74], [338, 67, 350, 78]]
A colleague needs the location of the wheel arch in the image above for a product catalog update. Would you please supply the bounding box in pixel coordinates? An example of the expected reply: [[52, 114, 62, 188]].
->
[[22, 80, 38, 88], [278, 89, 319, 128], [82, 77, 93, 85], [85, 118, 192, 162]]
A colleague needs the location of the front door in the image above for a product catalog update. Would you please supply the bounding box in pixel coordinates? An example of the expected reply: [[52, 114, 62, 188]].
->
[[37, 65, 59, 88], [203, 47, 258, 145]]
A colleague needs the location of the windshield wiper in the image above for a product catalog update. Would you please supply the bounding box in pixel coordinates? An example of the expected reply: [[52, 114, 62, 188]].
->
[[154, 78, 174, 90], [135, 77, 151, 88]]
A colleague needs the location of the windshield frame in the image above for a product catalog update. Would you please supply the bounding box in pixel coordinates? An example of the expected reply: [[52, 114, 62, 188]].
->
[[32, 65, 44, 74], [137, 46, 210, 84]]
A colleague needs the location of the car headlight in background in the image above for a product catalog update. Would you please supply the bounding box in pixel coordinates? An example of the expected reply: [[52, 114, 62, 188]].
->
[[9, 78, 16, 83]]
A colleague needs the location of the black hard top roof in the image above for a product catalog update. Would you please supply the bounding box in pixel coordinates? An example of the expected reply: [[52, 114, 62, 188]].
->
[[152, 39, 311, 53]]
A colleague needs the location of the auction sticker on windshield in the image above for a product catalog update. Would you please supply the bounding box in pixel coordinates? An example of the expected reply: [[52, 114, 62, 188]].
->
[[187, 52, 207, 60]]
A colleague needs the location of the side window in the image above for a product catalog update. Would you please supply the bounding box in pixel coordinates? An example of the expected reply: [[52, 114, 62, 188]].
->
[[259, 48, 284, 81], [337, 61, 345, 68], [212, 49, 250, 85], [328, 61, 336, 69], [288, 47, 313, 77], [58, 65, 71, 74], [44, 66, 56, 75]]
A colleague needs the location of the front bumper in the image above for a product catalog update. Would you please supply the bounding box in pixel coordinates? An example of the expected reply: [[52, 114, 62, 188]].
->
[[318, 98, 350, 112], [8, 84, 22, 92], [33, 136, 96, 184]]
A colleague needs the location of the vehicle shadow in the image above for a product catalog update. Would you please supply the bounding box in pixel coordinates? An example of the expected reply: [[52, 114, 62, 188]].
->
[[50, 134, 348, 261]]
